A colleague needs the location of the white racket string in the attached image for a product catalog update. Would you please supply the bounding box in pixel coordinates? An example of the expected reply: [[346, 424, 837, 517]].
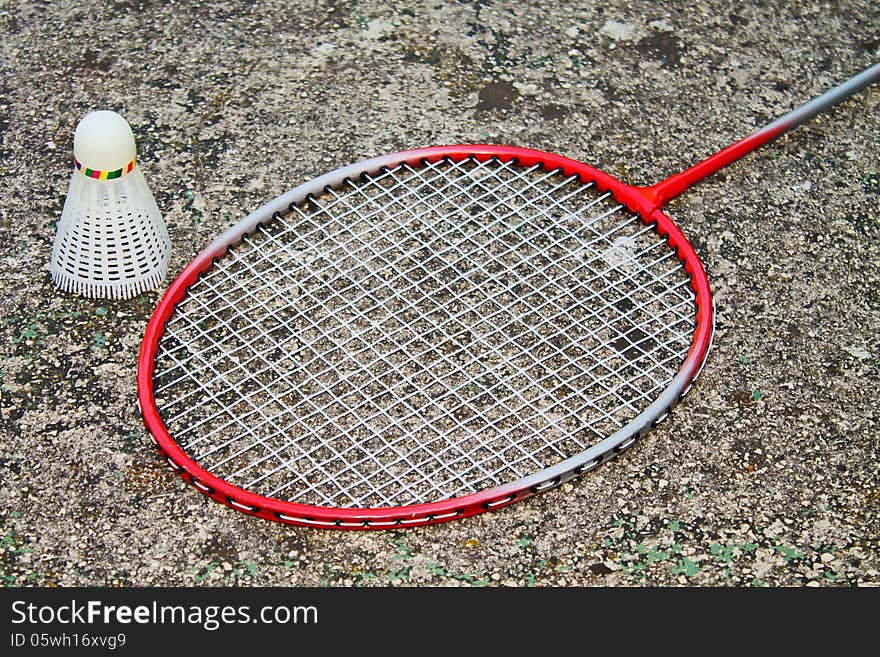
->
[[152, 157, 697, 508]]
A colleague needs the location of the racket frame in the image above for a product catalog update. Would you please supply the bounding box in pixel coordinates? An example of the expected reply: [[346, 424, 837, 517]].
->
[[137, 145, 714, 529]]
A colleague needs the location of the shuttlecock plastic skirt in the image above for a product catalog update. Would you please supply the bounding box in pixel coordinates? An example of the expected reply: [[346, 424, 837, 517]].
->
[[51, 167, 171, 300]]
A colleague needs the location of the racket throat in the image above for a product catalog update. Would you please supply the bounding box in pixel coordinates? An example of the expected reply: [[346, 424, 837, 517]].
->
[[638, 125, 785, 208]]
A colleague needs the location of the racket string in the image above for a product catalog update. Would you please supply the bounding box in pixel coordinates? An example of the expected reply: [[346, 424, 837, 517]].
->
[[153, 157, 696, 508]]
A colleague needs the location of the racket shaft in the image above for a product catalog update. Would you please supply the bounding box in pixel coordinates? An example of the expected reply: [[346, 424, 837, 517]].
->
[[647, 62, 880, 206]]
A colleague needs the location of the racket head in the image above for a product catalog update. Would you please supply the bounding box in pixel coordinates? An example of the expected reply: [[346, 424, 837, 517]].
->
[[137, 145, 714, 529]]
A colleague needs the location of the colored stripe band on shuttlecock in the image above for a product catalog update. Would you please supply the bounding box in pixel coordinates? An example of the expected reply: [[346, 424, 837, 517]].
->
[[74, 156, 136, 180]]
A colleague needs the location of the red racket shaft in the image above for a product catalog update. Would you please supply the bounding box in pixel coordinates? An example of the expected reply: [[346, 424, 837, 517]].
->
[[642, 62, 880, 207]]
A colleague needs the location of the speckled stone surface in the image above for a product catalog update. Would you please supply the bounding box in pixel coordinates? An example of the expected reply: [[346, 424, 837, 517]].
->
[[1, 0, 878, 587]]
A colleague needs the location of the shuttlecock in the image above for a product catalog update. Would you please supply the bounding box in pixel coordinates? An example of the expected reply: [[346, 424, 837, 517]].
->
[[50, 110, 171, 299]]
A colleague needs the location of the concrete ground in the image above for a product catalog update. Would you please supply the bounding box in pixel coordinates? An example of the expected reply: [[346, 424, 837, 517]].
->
[[0, 0, 878, 587]]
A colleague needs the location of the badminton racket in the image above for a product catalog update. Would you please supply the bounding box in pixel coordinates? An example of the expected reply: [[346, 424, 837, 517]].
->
[[138, 62, 880, 528]]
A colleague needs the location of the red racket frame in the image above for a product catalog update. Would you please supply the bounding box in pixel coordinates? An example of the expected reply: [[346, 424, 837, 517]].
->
[[138, 145, 714, 529]]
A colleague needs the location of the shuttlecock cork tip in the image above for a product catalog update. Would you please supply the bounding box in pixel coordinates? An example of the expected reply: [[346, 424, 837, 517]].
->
[[73, 110, 137, 176]]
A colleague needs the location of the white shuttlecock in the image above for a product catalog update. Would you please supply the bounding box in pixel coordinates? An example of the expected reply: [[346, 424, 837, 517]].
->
[[50, 110, 171, 300]]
